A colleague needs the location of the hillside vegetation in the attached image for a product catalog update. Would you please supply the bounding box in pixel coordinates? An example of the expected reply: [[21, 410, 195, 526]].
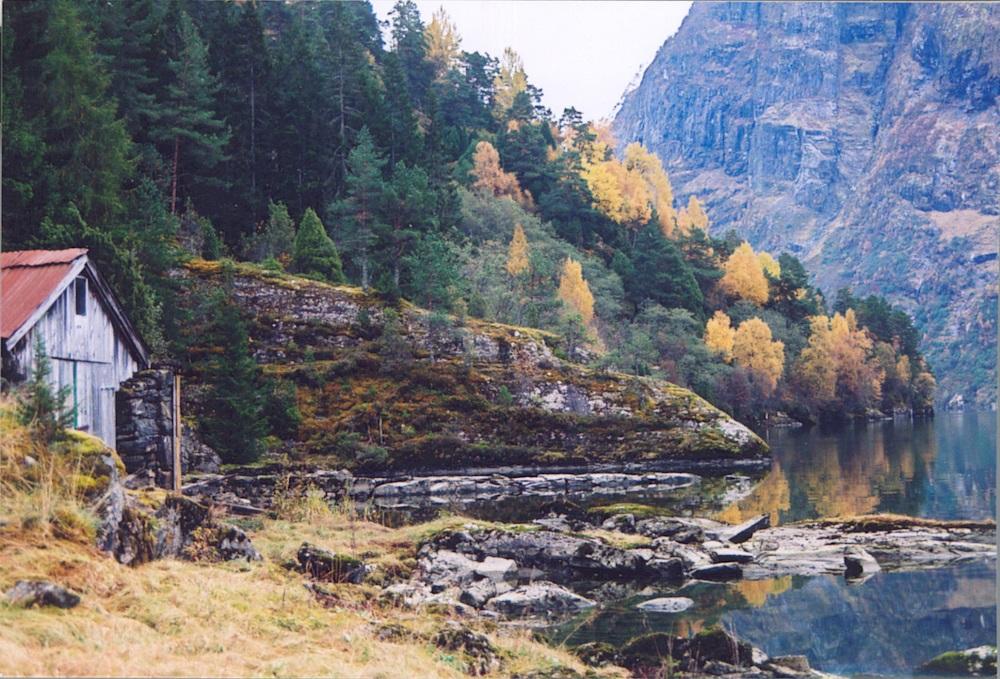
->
[[3, 0, 933, 446]]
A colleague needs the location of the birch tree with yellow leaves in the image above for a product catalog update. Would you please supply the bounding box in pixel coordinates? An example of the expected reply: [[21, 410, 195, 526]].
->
[[557, 257, 595, 325], [719, 242, 769, 305]]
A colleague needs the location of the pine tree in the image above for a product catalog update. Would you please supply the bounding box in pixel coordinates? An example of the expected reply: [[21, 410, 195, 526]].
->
[[506, 224, 531, 277], [389, 0, 434, 105], [293, 208, 346, 284], [377, 162, 437, 290], [18, 337, 74, 443], [249, 200, 295, 264], [626, 225, 704, 317], [558, 257, 595, 325], [403, 234, 460, 311]]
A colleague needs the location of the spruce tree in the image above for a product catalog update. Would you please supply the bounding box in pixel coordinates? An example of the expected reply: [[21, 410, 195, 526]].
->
[[627, 225, 704, 318], [293, 208, 346, 284], [330, 127, 386, 289], [155, 8, 229, 214], [201, 293, 266, 464]]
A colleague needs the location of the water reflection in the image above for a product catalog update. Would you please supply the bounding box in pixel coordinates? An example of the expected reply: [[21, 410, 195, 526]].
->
[[549, 562, 996, 677], [545, 413, 997, 677], [718, 412, 997, 525]]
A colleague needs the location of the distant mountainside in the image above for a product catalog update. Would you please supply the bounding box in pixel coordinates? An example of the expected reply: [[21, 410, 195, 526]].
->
[[614, 2, 999, 408]]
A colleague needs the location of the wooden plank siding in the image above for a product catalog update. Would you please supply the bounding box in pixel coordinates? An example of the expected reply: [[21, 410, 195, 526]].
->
[[5, 272, 142, 446]]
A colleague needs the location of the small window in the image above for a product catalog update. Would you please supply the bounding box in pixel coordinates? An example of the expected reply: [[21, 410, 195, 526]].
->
[[75, 277, 87, 316]]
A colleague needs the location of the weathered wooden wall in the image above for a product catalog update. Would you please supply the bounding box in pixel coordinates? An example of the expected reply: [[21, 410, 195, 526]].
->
[[6, 275, 140, 446]]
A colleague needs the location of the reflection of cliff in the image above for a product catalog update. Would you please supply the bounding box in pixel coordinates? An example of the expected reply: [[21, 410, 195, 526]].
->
[[725, 563, 996, 675]]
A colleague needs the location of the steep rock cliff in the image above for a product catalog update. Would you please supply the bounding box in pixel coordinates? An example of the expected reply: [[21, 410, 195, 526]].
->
[[614, 2, 999, 407]]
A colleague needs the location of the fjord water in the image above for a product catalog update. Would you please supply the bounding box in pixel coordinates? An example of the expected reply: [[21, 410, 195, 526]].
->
[[550, 412, 997, 676]]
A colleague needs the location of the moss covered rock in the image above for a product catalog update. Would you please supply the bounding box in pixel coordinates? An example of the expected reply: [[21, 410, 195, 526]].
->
[[919, 647, 997, 676], [177, 262, 769, 472]]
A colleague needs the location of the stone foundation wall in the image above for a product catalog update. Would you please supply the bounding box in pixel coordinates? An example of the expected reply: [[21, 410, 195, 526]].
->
[[115, 369, 220, 487], [116, 368, 174, 486]]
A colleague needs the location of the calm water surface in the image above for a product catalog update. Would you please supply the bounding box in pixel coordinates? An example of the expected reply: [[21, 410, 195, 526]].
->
[[547, 412, 997, 677]]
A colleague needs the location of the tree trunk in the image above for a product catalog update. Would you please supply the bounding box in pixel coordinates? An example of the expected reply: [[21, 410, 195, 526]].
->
[[250, 63, 256, 193], [361, 255, 370, 290], [171, 136, 180, 215]]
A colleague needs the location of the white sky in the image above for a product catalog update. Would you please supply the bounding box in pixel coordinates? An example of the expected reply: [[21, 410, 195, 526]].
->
[[371, 1, 692, 122]]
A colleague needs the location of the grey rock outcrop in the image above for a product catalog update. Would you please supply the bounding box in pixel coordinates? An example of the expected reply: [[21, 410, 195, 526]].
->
[[4, 580, 81, 609], [486, 582, 596, 617], [614, 2, 999, 407]]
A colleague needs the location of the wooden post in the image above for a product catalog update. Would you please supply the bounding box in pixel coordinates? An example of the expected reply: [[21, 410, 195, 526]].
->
[[173, 374, 182, 492]]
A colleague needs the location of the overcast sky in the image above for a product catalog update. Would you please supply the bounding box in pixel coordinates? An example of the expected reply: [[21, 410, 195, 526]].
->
[[371, 1, 692, 122]]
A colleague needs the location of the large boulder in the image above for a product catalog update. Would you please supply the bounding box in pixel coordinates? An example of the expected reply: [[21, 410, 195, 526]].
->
[[432, 621, 502, 676], [96, 474, 260, 565], [485, 582, 595, 618], [296, 542, 367, 583], [4, 580, 80, 609]]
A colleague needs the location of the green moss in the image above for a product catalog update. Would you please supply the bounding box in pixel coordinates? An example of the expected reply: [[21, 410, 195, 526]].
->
[[585, 503, 669, 521], [920, 648, 996, 676]]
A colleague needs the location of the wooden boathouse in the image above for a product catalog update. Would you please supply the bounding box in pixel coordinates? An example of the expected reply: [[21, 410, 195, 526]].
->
[[1, 248, 150, 447]]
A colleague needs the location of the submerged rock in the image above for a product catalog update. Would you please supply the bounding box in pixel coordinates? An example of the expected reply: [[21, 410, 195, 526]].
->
[[720, 514, 770, 544], [843, 549, 881, 580], [710, 547, 755, 564], [636, 596, 694, 613], [691, 563, 743, 582], [4, 580, 80, 609]]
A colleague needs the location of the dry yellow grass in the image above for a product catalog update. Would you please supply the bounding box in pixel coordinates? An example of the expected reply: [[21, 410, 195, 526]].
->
[[0, 397, 602, 678], [0, 512, 600, 678]]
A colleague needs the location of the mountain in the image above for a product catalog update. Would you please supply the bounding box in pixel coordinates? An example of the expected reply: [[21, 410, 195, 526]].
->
[[613, 2, 999, 408]]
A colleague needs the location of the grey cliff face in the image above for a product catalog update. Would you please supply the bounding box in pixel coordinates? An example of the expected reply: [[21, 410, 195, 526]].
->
[[614, 2, 999, 406]]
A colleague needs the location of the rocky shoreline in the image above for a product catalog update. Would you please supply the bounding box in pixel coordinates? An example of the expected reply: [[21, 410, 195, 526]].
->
[[180, 462, 767, 512], [380, 513, 995, 625]]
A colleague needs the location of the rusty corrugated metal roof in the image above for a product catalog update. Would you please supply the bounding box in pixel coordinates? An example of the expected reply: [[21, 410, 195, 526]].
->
[[1, 249, 88, 340]]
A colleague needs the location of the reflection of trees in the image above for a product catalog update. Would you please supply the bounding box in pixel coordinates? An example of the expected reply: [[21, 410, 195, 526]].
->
[[735, 576, 793, 607], [746, 421, 941, 523], [718, 463, 791, 526]]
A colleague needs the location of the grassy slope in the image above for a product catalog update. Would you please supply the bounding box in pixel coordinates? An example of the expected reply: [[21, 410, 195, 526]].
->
[[0, 514, 605, 678], [0, 398, 609, 678]]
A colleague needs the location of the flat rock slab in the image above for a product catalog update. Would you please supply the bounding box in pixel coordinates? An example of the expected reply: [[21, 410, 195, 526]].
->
[[691, 563, 743, 581], [5, 580, 80, 609], [719, 514, 770, 544], [710, 547, 755, 564], [636, 596, 695, 613]]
